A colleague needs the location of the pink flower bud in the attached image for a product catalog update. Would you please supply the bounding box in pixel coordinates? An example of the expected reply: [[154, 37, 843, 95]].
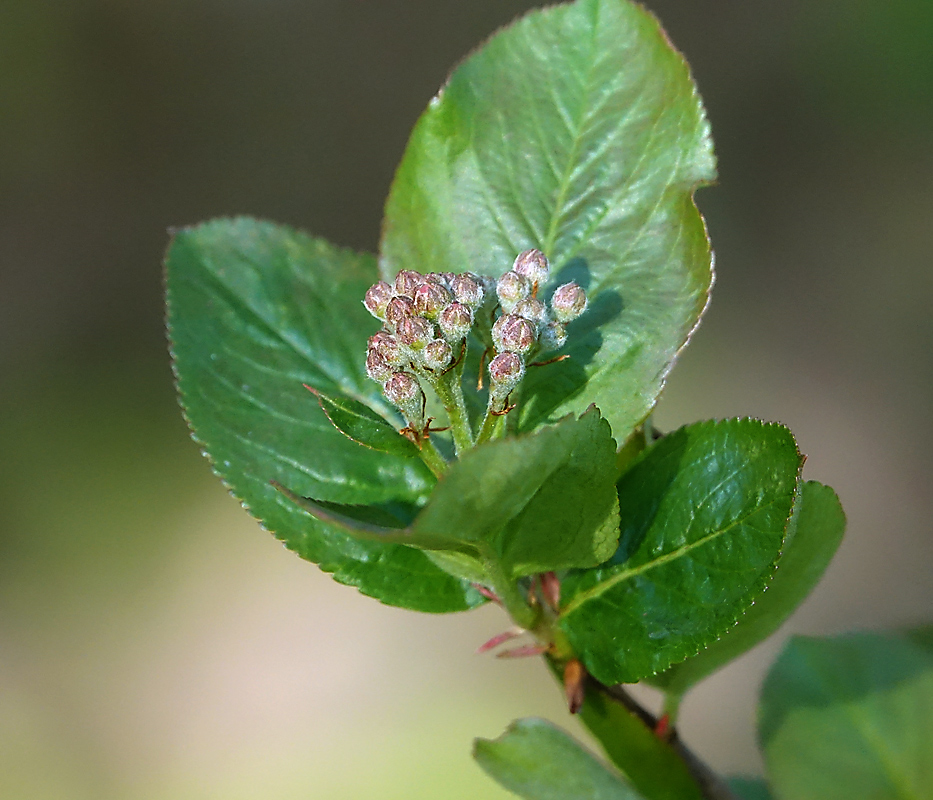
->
[[423, 338, 453, 370], [396, 315, 435, 350], [551, 282, 588, 323], [492, 314, 537, 355], [393, 270, 423, 297], [363, 281, 393, 319], [384, 296, 415, 330], [438, 302, 473, 341], [513, 297, 547, 326], [449, 274, 485, 309], [365, 349, 392, 382], [512, 249, 549, 286], [368, 331, 405, 366], [488, 352, 525, 393], [413, 281, 452, 319], [383, 371, 422, 418], [496, 271, 530, 314], [540, 321, 568, 351]]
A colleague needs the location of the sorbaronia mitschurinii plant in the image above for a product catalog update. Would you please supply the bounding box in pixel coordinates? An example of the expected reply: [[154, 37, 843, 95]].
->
[[165, 1, 845, 797]]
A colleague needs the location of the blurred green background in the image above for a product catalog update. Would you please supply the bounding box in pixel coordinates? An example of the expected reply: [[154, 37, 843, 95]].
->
[[2, 1, 932, 797]]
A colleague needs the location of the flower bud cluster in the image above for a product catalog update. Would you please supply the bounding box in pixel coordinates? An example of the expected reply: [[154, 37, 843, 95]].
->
[[362, 269, 487, 421], [487, 249, 588, 402]]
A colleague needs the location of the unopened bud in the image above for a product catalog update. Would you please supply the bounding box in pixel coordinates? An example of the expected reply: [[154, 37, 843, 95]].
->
[[423, 339, 453, 370], [488, 352, 525, 393], [396, 316, 435, 350], [449, 274, 485, 309], [540, 321, 568, 351], [365, 349, 392, 382], [394, 269, 422, 297], [413, 281, 452, 319], [363, 281, 393, 319], [383, 371, 423, 419], [438, 302, 473, 341], [513, 297, 547, 326], [369, 331, 406, 366], [492, 314, 537, 355], [496, 271, 530, 314], [512, 249, 549, 286], [384, 295, 415, 330], [551, 282, 588, 323]]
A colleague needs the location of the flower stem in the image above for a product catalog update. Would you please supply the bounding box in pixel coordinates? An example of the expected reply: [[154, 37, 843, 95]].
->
[[431, 366, 474, 456], [418, 436, 448, 478]]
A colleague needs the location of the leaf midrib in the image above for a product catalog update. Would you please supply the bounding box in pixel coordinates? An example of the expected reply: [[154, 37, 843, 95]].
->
[[560, 497, 785, 618]]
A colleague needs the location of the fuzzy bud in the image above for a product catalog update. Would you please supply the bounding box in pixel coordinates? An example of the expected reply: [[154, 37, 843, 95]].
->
[[413, 281, 452, 319], [363, 281, 393, 319], [488, 352, 525, 394], [540, 321, 568, 351], [384, 295, 415, 330], [438, 302, 473, 341], [551, 282, 588, 323], [423, 339, 454, 371], [449, 274, 485, 309], [492, 314, 537, 355], [368, 331, 406, 367], [496, 271, 530, 314], [393, 270, 422, 297], [396, 315, 435, 350], [512, 249, 549, 286], [383, 371, 423, 420], [365, 349, 392, 382], [513, 297, 547, 326]]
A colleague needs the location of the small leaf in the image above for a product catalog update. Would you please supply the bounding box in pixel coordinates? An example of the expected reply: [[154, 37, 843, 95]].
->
[[559, 419, 802, 684], [648, 481, 845, 695], [166, 217, 480, 612], [380, 0, 716, 443], [474, 718, 645, 800], [309, 387, 420, 457], [573, 686, 704, 800], [760, 633, 933, 800], [412, 407, 620, 578], [727, 777, 773, 800]]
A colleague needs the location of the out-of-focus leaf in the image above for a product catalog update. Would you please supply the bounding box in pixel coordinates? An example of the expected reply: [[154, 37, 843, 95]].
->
[[166, 217, 482, 612], [760, 633, 933, 800], [380, 0, 715, 443], [559, 419, 802, 684], [474, 717, 645, 800], [727, 777, 773, 800], [649, 481, 845, 695]]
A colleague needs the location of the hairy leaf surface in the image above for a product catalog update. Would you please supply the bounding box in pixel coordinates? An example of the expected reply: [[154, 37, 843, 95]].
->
[[380, 0, 716, 442]]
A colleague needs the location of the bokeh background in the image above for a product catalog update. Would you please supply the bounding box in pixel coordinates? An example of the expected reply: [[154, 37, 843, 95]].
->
[[2, 1, 932, 797]]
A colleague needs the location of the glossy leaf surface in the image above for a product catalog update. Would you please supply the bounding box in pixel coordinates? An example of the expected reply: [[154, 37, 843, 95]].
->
[[649, 481, 845, 695], [380, 0, 716, 443], [166, 217, 481, 612], [760, 633, 933, 800], [559, 419, 802, 684], [474, 718, 644, 800], [310, 388, 421, 457]]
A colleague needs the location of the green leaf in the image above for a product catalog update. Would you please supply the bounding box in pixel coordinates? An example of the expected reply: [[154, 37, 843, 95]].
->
[[474, 718, 645, 800], [574, 687, 704, 800], [558, 419, 802, 684], [380, 0, 716, 442], [760, 633, 933, 800], [727, 777, 773, 800], [166, 217, 482, 612], [900, 625, 933, 656], [648, 481, 845, 695], [309, 387, 421, 458], [413, 407, 620, 578]]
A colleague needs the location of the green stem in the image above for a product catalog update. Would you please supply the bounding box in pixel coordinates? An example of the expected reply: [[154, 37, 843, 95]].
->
[[430, 366, 474, 456], [418, 436, 448, 478], [483, 556, 537, 630], [663, 690, 682, 725]]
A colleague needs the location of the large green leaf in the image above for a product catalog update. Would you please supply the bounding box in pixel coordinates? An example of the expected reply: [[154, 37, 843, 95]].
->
[[558, 419, 802, 684], [166, 217, 482, 612], [474, 718, 645, 800], [760, 633, 933, 800], [380, 0, 715, 442], [728, 778, 773, 800], [648, 481, 845, 695], [277, 407, 620, 581]]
